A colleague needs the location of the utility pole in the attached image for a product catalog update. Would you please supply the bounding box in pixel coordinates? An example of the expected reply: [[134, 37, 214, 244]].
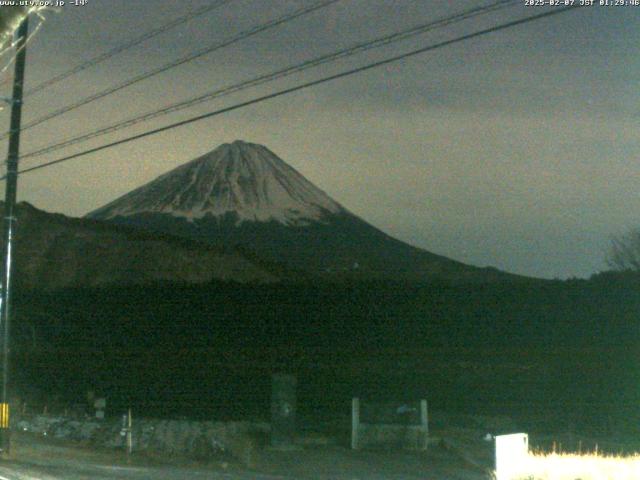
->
[[0, 15, 29, 454]]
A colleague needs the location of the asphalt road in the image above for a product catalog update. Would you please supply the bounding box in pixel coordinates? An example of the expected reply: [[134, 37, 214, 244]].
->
[[0, 432, 490, 480], [0, 461, 288, 480]]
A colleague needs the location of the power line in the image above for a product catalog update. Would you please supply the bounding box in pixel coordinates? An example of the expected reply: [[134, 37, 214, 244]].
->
[[23, 0, 234, 98], [20, 0, 519, 162], [0, 9, 48, 82], [2, 0, 341, 141], [11, 5, 582, 179]]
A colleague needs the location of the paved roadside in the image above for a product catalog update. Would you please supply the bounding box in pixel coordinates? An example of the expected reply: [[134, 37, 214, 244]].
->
[[0, 432, 491, 480]]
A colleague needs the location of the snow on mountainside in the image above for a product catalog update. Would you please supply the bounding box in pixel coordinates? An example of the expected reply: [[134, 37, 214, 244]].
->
[[89, 140, 345, 226], [88, 140, 525, 283]]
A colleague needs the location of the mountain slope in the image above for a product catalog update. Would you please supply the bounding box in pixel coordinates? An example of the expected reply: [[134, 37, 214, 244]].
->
[[90, 140, 344, 225], [3, 202, 280, 290], [88, 140, 519, 283]]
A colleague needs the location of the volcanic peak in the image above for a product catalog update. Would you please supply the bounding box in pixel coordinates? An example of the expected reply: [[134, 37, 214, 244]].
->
[[88, 140, 344, 226]]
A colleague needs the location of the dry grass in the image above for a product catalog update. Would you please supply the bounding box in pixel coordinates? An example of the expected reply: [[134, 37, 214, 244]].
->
[[497, 450, 640, 480]]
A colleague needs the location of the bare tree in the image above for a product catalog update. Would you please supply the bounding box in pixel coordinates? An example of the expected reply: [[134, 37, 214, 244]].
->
[[608, 228, 640, 271]]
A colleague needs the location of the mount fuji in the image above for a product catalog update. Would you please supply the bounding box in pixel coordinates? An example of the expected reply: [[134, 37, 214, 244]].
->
[[87, 140, 514, 282]]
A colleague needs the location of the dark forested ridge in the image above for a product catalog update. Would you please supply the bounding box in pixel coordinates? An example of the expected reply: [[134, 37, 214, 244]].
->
[[10, 273, 640, 433]]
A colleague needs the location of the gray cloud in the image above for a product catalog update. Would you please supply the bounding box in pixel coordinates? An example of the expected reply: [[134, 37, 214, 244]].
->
[[1, 1, 637, 279]]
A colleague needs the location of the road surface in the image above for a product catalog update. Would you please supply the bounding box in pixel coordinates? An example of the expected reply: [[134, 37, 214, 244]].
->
[[0, 432, 490, 479]]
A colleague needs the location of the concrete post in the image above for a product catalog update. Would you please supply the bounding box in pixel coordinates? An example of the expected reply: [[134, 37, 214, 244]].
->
[[270, 374, 296, 449], [351, 397, 360, 450], [419, 399, 428, 449]]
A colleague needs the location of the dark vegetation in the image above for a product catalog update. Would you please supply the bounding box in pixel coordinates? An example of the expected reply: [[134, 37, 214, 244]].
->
[[10, 272, 640, 437], [104, 211, 517, 283]]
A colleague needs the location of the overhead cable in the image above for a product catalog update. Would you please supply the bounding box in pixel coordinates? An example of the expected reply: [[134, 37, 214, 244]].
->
[[3, 0, 340, 140], [12, 5, 582, 178], [20, 0, 518, 162], [24, 0, 235, 97]]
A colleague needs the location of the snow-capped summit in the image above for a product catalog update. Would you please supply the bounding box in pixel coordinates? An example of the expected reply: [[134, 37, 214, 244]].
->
[[88, 140, 518, 282], [89, 140, 344, 226]]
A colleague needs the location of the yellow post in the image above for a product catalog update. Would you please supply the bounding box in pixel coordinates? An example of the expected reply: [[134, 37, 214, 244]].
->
[[0, 403, 8, 429]]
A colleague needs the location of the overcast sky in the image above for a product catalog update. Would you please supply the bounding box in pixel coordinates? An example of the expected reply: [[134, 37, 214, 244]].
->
[[0, 0, 637, 279]]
